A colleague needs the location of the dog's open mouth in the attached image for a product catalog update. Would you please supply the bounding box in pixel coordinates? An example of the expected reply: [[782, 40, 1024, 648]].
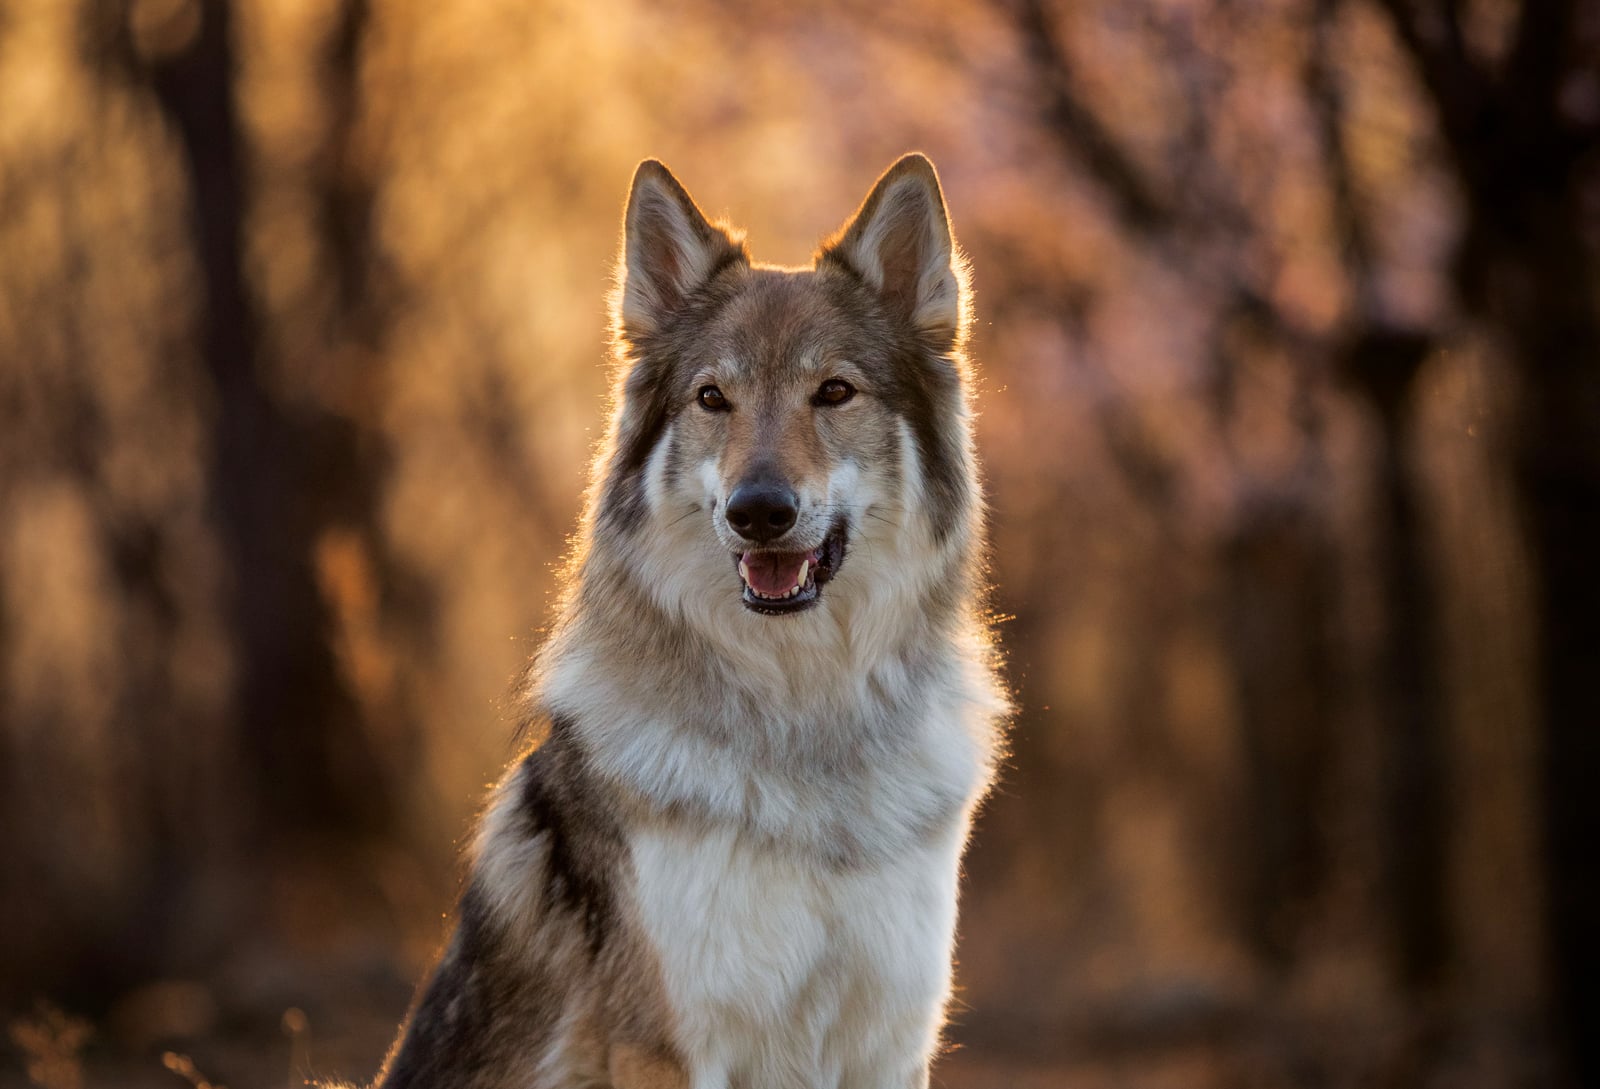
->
[[734, 525, 848, 616]]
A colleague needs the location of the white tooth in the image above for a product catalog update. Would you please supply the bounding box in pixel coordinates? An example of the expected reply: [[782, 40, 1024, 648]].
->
[[739, 559, 750, 583], [797, 559, 809, 586]]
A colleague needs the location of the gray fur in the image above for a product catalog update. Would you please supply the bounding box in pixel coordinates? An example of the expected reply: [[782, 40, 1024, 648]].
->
[[363, 153, 1006, 1089]]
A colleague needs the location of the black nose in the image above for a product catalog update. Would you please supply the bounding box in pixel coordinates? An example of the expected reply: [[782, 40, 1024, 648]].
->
[[726, 477, 798, 542]]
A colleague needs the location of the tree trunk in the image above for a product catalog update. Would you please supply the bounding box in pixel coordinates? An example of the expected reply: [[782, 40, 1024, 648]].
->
[[1497, 220, 1600, 1089], [1223, 504, 1338, 972], [1342, 329, 1452, 994], [139, 1, 396, 847]]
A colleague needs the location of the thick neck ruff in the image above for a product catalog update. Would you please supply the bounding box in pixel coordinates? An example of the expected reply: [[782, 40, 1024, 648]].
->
[[531, 553, 1000, 868]]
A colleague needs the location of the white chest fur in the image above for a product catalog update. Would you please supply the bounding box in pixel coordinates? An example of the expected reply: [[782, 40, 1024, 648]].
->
[[628, 818, 966, 1089]]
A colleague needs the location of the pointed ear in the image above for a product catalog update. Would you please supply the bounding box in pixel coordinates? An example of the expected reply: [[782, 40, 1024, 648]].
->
[[617, 160, 746, 338], [820, 153, 966, 345]]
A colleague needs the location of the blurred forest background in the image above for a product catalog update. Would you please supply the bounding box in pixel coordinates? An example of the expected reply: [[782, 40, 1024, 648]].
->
[[1, 0, 1597, 1086]]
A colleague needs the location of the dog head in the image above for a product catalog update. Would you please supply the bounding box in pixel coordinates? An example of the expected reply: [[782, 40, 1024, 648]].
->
[[591, 154, 980, 644]]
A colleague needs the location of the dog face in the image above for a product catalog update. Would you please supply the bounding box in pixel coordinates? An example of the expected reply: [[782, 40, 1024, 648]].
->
[[595, 155, 977, 637]]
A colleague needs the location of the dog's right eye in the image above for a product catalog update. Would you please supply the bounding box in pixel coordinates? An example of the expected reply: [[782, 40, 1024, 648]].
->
[[697, 385, 729, 411], [814, 378, 856, 406]]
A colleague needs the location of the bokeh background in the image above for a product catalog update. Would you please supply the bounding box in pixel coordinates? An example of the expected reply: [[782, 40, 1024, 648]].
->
[[2, 0, 1597, 1086]]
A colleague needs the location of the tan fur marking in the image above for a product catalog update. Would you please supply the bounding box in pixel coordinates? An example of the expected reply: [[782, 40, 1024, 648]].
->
[[608, 1044, 690, 1089], [722, 386, 828, 499]]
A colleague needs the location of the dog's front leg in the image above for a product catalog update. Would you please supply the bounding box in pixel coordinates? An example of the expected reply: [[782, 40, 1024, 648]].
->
[[375, 888, 554, 1089]]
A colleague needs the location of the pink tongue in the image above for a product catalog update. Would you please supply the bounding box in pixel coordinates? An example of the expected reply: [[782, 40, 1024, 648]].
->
[[742, 551, 808, 595]]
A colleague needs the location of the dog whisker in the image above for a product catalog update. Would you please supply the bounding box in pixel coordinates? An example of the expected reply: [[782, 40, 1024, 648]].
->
[[662, 504, 703, 530]]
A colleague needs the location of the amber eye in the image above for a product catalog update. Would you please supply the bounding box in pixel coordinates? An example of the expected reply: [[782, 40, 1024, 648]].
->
[[697, 385, 729, 411], [814, 378, 856, 406]]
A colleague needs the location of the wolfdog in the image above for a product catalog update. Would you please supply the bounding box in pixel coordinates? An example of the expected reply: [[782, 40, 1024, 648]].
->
[[367, 153, 1007, 1089]]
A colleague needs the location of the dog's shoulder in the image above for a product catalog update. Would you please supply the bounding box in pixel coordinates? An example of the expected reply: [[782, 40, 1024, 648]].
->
[[473, 716, 627, 956], [376, 720, 684, 1087]]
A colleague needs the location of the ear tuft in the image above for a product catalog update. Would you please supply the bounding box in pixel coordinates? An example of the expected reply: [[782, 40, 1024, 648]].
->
[[820, 153, 966, 345], [617, 160, 746, 338]]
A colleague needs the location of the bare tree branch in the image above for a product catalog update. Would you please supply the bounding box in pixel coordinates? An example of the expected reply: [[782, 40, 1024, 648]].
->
[[1371, 0, 1492, 177], [1008, 0, 1175, 234], [1307, 0, 1379, 316], [1505, 0, 1578, 114]]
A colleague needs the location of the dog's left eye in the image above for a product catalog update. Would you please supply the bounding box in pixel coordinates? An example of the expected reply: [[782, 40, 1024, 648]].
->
[[814, 379, 856, 406]]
